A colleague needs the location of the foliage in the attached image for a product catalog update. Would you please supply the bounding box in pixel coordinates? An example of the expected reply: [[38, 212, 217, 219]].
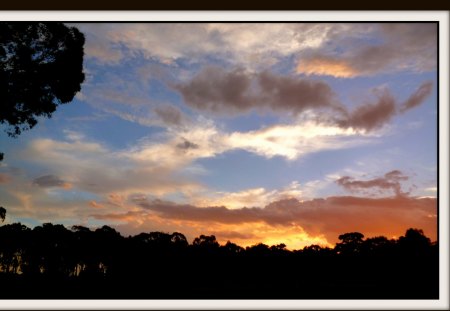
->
[[0, 22, 85, 137], [0, 207, 5, 222], [0, 23, 85, 163], [0, 221, 438, 299]]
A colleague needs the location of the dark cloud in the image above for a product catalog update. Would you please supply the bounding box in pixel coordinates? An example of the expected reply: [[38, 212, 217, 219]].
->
[[176, 139, 199, 150], [174, 67, 432, 132], [32, 175, 71, 189], [173, 67, 340, 116], [173, 67, 253, 114], [153, 105, 187, 126], [400, 81, 434, 113], [335, 82, 432, 131], [336, 170, 409, 197], [384, 170, 408, 181], [256, 71, 342, 114], [132, 197, 261, 224], [335, 89, 397, 131]]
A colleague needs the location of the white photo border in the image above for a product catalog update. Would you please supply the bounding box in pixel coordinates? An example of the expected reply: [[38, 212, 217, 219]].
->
[[0, 10, 448, 310]]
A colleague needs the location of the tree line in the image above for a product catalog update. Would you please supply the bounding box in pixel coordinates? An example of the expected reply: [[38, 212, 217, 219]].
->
[[0, 220, 438, 299]]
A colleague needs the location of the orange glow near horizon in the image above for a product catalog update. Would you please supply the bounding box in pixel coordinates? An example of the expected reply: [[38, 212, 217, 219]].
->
[[91, 195, 437, 250]]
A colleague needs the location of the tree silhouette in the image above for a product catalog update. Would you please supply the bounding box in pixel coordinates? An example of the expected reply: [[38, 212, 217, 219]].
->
[[398, 228, 432, 256], [30, 223, 76, 276], [0, 23, 85, 161], [71, 225, 94, 276], [270, 243, 287, 251], [335, 232, 365, 255], [0, 223, 439, 299], [222, 241, 244, 255], [171, 232, 188, 248], [361, 236, 394, 255], [0, 207, 6, 222], [0, 223, 30, 274], [93, 225, 124, 275], [246, 243, 271, 256], [192, 234, 219, 249], [301, 244, 335, 256]]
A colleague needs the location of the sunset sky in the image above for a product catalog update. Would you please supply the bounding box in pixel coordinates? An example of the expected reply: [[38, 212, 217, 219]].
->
[[0, 23, 438, 249]]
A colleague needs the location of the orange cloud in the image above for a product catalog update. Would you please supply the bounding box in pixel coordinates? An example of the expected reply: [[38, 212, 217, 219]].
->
[[91, 210, 330, 250], [89, 200, 104, 209], [92, 210, 144, 222], [107, 193, 126, 207], [297, 57, 358, 78], [90, 193, 436, 249], [62, 183, 73, 190]]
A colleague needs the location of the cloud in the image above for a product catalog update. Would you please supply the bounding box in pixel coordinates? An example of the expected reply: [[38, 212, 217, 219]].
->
[[74, 24, 434, 133], [176, 139, 199, 150], [425, 187, 437, 193], [97, 194, 437, 245], [90, 210, 145, 222], [0, 173, 12, 184], [336, 170, 410, 197], [8, 126, 433, 248], [125, 117, 371, 165], [76, 23, 340, 68], [153, 105, 189, 127], [7, 128, 436, 248], [224, 122, 365, 160], [98, 104, 192, 129], [297, 57, 358, 78], [0, 119, 374, 234], [89, 200, 104, 209], [174, 67, 432, 132], [335, 88, 397, 131], [91, 208, 329, 249], [400, 81, 434, 113], [76, 66, 192, 130], [173, 67, 253, 114], [189, 181, 306, 210], [297, 23, 436, 78], [107, 193, 126, 207], [77, 23, 435, 78], [173, 67, 341, 116], [75, 24, 434, 136], [334, 82, 433, 131], [213, 230, 257, 240], [192, 187, 274, 210], [24, 133, 203, 197], [73, 24, 124, 64], [32, 175, 72, 189]]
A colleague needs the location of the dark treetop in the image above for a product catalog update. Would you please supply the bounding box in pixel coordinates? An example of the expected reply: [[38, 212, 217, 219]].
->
[[0, 22, 85, 137]]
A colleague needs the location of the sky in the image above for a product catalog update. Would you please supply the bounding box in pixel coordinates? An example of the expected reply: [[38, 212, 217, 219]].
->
[[0, 23, 438, 249]]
